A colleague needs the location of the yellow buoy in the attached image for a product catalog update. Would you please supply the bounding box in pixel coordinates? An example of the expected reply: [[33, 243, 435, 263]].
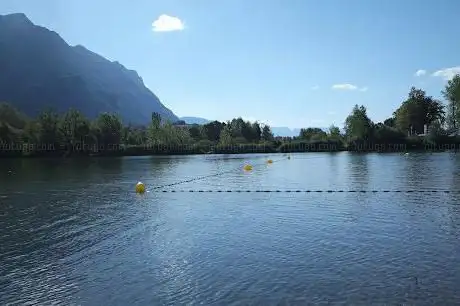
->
[[267, 159, 273, 164], [135, 181, 146, 193], [243, 164, 253, 171]]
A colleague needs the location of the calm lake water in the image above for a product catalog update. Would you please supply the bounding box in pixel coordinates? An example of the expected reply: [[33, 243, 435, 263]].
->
[[1, 152, 460, 305]]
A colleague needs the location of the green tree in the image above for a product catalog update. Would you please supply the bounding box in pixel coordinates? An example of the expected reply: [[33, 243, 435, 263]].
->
[[251, 122, 262, 142], [0, 122, 12, 144], [328, 125, 342, 141], [132, 128, 147, 145], [427, 120, 447, 142], [188, 125, 202, 140], [442, 74, 460, 134], [241, 120, 253, 142], [229, 117, 245, 138], [151, 112, 161, 129], [94, 113, 123, 148], [147, 112, 163, 145], [299, 127, 327, 141], [22, 120, 39, 144], [59, 109, 90, 150], [121, 125, 131, 144], [0, 122, 17, 156], [383, 117, 395, 127], [394, 87, 445, 135], [36, 108, 61, 150], [261, 124, 274, 141], [219, 125, 233, 145], [0, 102, 28, 129], [373, 123, 405, 143], [160, 122, 191, 146], [203, 121, 225, 142], [344, 105, 373, 140]]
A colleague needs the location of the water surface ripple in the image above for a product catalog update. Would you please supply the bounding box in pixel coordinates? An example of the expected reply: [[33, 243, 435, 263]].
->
[[0, 152, 459, 305]]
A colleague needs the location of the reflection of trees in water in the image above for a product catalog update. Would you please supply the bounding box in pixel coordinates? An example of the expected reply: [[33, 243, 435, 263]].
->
[[396, 153, 459, 237], [328, 152, 339, 170], [448, 154, 460, 192], [327, 152, 342, 188], [345, 153, 369, 189], [0, 157, 98, 183], [344, 153, 370, 211], [93, 157, 122, 171], [147, 156, 177, 176], [398, 154, 449, 219], [119, 156, 177, 186], [341, 153, 371, 223], [402, 153, 438, 190], [447, 154, 460, 235]]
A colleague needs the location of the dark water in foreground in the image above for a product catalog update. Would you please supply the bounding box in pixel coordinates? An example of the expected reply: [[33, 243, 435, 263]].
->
[[1, 152, 460, 305]]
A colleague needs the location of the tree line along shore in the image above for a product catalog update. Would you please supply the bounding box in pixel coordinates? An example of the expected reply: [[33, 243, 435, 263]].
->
[[1, 75, 460, 158]]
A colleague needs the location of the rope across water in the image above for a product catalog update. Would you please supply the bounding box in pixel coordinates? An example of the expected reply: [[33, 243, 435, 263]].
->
[[151, 189, 460, 193], [145, 155, 458, 194], [150, 156, 290, 190]]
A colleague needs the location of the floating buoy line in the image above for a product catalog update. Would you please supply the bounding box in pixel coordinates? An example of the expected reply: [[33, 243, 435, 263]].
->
[[135, 155, 291, 193], [134, 153, 451, 194], [147, 189, 459, 193]]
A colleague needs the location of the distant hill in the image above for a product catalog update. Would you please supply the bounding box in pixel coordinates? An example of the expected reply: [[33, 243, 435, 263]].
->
[[179, 116, 211, 125], [271, 127, 345, 137], [0, 13, 178, 125], [178, 116, 340, 136], [270, 127, 302, 137]]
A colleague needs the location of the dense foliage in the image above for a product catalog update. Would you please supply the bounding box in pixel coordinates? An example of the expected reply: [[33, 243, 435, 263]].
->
[[1, 75, 460, 157]]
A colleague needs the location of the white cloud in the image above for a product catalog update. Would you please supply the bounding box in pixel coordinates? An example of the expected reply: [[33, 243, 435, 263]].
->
[[327, 111, 336, 115], [331, 84, 367, 91], [152, 14, 185, 32], [414, 69, 426, 77], [332, 83, 358, 90], [311, 85, 319, 90], [432, 66, 460, 80]]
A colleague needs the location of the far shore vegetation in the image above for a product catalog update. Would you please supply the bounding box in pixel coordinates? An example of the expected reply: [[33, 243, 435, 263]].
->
[[1, 75, 460, 158]]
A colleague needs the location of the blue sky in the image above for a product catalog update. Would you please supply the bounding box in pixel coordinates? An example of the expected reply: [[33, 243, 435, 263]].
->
[[1, 0, 460, 129]]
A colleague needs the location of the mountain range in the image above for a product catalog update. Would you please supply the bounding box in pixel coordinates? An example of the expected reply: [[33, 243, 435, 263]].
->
[[0, 13, 177, 125], [179, 116, 211, 125], [0, 13, 333, 135]]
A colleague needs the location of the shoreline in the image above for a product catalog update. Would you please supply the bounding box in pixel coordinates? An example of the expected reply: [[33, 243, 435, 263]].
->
[[2, 138, 460, 159], [0, 144, 458, 159]]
